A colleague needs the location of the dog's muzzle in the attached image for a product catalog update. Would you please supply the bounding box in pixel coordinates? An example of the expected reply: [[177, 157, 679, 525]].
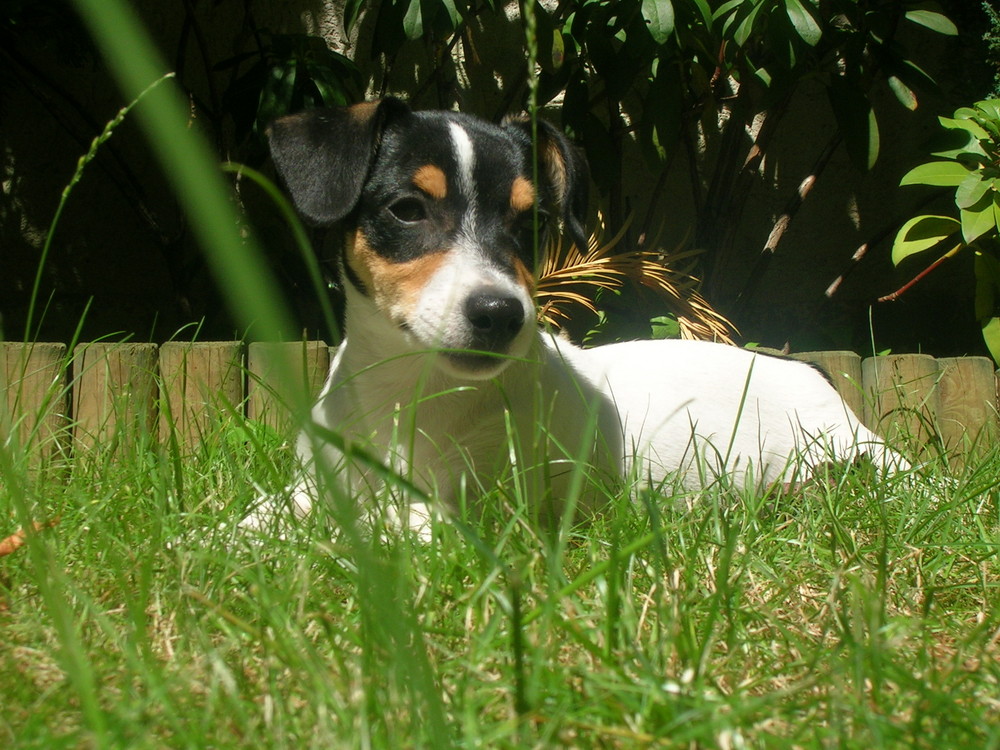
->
[[464, 288, 526, 353], [439, 287, 527, 375]]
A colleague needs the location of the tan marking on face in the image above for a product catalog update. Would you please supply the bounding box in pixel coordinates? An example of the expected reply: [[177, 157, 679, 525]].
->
[[510, 176, 536, 212], [513, 257, 536, 296], [347, 229, 448, 317], [413, 164, 448, 200], [543, 138, 568, 200], [345, 230, 376, 294]]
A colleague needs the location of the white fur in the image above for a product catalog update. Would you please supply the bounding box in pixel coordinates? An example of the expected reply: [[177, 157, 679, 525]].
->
[[449, 122, 477, 200], [242, 284, 906, 535], [243, 114, 908, 536], [564, 338, 902, 488], [403, 242, 535, 377]]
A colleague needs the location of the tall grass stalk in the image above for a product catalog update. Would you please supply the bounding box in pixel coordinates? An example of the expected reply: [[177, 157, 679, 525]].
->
[[69, 0, 296, 351], [22, 73, 172, 344]]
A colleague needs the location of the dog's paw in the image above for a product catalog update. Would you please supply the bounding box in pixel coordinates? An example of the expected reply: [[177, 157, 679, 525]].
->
[[236, 482, 315, 538], [381, 501, 439, 543]]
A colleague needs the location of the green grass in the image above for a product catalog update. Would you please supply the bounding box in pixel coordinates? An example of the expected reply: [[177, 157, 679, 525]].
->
[[5, 2, 996, 746], [2, 412, 999, 748]]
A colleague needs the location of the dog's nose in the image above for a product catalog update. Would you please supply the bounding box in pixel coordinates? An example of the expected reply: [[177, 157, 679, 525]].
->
[[464, 290, 526, 351]]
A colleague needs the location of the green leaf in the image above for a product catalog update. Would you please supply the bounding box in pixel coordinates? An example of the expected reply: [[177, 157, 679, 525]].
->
[[258, 60, 297, 126], [888, 76, 917, 111], [690, 0, 713, 27], [550, 28, 565, 69], [938, 115, 990, 141], [956, 173, 993, 210], [975, 99, 1000, 121], [899, 160, 970, 187], [978, 116, 1000, 141], [828, 78, 879, 170], [905, 7, 958, 36], [440, 0, 461, 29], [785, 0, 821, 46], [650, 315, 680, 340], [713, 0, 744, 24], [981, 316, 1000, 365], [754, 66, 772, 87], [344, 0, 367, 34], [733, 1, 764, 47], [884, 55, 937, 94], [370, 0, 408, 56], [931, 130, 988, 161], [961, 196, 998, 244], [641, 0, 675, 45], [639, 58, 683, 162], [402, 0, 422, 40], [891, 214, 960, 265], [310, 75, 347, 108]]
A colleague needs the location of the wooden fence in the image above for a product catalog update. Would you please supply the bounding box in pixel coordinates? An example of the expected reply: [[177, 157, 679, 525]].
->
[[2, 342, 998, 465], [1, 341, 330, 462]]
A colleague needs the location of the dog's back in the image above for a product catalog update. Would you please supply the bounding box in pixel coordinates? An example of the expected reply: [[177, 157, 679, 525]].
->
[[564, 338, 906, 489]]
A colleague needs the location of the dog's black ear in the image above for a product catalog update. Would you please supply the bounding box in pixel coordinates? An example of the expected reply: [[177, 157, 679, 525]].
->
[[504, 116, 590, 251], [267, 98, 411, 226]]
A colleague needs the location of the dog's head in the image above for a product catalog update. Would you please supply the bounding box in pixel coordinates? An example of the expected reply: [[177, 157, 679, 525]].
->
[[267, 98, 588, 379]]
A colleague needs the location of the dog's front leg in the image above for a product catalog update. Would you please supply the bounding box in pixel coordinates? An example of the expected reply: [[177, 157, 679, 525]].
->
[[236, 422, 345, 534]]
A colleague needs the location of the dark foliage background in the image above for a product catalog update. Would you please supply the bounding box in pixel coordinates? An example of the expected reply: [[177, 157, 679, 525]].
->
[[0, 0, 996, 355]]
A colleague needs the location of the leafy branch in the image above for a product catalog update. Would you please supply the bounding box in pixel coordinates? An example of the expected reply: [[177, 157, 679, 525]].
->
[[888, 99, 1000, 363]]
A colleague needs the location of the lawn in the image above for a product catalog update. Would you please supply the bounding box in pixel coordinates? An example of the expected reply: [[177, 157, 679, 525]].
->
[[2, 414, 998, 749]]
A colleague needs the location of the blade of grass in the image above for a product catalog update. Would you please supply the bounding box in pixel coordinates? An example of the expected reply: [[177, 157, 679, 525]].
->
[[59, 3, 454, 745], [68, 0, 299, 364], [0, 443, 109, 742], [222, 162, 341, 343], [23, 73, 173, 344]]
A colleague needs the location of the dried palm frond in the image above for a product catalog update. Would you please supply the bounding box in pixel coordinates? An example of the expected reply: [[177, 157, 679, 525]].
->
[[536, 214, 735, 343]]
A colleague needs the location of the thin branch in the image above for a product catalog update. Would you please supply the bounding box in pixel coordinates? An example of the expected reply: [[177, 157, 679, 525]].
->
[[636, 146, 678, 250], [824, 241, 871, 298], [180, 0, 223, 147], [876, 243, 963, 303], [732, 133, 842, 311], [0, 45, 170, 241], [823, 190, 946, 301], [413, 20, 468, 105]]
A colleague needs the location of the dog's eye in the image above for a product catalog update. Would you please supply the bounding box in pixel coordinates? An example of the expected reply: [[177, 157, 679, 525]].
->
[[515, 211, 549, 243], [388, 198, 427, 224]]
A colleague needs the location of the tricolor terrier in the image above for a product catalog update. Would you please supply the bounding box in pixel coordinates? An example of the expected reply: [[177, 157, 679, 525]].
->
[[248, 97, 906, 534]]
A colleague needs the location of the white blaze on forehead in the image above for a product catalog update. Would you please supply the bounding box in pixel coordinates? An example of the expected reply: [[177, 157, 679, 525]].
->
[[448, 122, 476, 196], [448, 122, 480, 246]]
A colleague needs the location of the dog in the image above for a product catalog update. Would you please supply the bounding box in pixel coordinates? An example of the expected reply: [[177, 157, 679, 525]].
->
[[244, 97, 907, 535]]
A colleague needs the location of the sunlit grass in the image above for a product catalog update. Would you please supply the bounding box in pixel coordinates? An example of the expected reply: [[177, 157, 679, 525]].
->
[[2, 408, 999, 747]]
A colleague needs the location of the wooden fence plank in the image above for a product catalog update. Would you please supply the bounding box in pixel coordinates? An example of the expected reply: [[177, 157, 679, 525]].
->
[[0, 342, 70, 465], [935, 356, 999, 461], [4, 341, 999, 468], [159, 341, 244, 451], [862, 354, 940, 452], [72, 343, 158, 450], [792, 351, 865, 420], [247, 341, 330, 433]]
